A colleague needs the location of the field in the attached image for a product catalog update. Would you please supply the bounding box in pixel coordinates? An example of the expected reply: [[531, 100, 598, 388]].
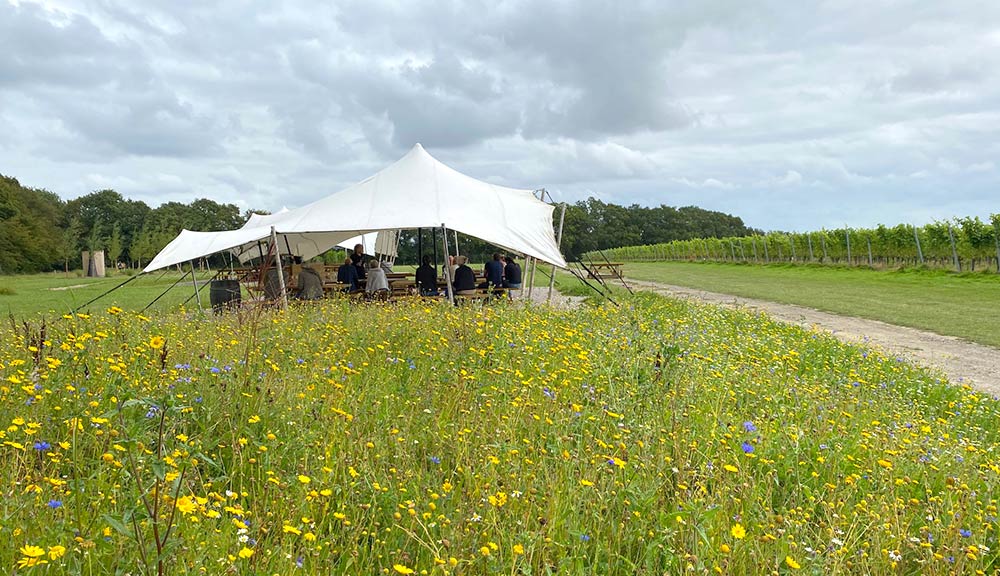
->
[[0, 271, 215, 319], [619, 262, 1000, 349], [2, 289, 999, 575]]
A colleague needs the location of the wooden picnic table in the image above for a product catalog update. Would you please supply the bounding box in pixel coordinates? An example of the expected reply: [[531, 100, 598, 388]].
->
[[588, 262, 624, 280]]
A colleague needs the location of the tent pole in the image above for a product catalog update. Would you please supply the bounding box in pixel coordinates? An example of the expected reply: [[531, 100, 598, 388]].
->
[[453, 231, 460, 258], [527, 257, 536, 299], [190, 260, 205, 313], [270, 226, 288, 310], [441, 224, 455, 305], [547, 203, 567, 303], [418, 228, 423, 265], [432, 227, 438, 266]]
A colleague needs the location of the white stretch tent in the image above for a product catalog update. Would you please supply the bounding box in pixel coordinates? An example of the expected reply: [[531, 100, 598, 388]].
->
[[241, 209, 387, 261], [144, 143, 566, 272]]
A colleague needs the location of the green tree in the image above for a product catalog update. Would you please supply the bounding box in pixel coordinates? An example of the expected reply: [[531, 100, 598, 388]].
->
[[107, 222, 124, 271]]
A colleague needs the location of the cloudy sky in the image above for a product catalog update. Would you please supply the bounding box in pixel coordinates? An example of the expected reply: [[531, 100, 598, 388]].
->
[[2, 0, 998, 231]]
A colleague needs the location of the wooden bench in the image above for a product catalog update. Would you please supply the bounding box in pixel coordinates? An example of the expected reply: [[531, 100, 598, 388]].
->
[[454, 287, 509, 304]]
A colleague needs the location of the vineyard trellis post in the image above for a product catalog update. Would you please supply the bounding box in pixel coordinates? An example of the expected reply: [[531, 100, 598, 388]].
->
[[913, 225, 924, 265], [752, 237, 758, 262], [866, 236, 873, 267], [807, 234, 814, 261], [763, 237, 769, 262], [845, 229, 852, 264], [790, 234, 796, 261], [821, 235, 828, 261], [995, 230, 1000, 273], [948, 224, 960, 272], [730, 240, 736, 261]]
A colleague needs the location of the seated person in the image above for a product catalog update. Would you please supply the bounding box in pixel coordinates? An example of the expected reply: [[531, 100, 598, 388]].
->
[[337, 257, 360, 291], [295, 266, 324, 300], [479, 252, 504, 289], [451, 255, 477, 295], [262, 267, 289, 301], [365, 259, 390, 294], [350, 243, 369, 279], [415, 255, 439, 296], [503, 253, 522, 289]]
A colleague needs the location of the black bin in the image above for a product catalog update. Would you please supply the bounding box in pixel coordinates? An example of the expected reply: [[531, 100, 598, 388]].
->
[[210, 279, 241, 313]]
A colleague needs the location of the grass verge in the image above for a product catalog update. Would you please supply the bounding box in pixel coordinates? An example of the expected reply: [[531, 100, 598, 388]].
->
[[622, 261, 1000, 348]]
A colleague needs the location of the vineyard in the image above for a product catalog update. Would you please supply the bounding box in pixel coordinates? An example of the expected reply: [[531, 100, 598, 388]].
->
[[588, 215, 1000, 273]]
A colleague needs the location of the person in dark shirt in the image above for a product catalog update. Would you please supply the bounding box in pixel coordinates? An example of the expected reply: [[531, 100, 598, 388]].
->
[[480, 252, 504, 289], [337, 257, 360, 292], [295, 266, 324, 300], [451, 255, 477, 294], [415, 255, 439, 296], [503, 254, 522, 289], [350, 244, 368, 279]]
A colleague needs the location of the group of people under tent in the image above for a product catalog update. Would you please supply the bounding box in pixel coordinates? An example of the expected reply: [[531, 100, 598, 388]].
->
[[421, 251, 523, 297], [335, 244, 524, 298]]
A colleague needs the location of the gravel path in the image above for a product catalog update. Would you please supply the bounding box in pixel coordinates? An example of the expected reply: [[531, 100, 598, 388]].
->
[[628, 279, 1000, 396]]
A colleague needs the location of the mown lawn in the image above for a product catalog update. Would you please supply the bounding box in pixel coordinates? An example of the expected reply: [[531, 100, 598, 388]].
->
[[622, 262, 1000, 349], [2, 292, 997, 574], [0, 271, 214, 319]]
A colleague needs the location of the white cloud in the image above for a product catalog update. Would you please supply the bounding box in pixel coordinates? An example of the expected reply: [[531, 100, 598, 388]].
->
[[0, 0, 997, 231]]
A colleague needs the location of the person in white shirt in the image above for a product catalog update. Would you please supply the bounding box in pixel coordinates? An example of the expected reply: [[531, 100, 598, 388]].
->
[[365, 259, 389, 295]]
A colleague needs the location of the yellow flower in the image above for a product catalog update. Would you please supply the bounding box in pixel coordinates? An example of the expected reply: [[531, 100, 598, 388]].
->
[[47, 545, 66, 560], [480, 545, 491, 556], [297, 475, 311, 484], [513, 543, 525, 555], [723, 464, 739, 473], [149, 336, 165, 349], [176, 496, 197, 515], [283, 525, 302, 535], [248, 415, 261, 424], [730, 523, 746, 539], [785, 556, 801, 570], [393, 565, 415, 575], [580, 479, 594, 486], [238, 547, 254, 559], [20, 545, 45, 558], [877, 459, 893, 469]]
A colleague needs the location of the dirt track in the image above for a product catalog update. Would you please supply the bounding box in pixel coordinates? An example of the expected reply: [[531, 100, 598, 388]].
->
[[628, 279, 1000, 397]]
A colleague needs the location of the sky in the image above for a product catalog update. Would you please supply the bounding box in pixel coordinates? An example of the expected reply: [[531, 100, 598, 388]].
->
[[2, 0, 999, 232]]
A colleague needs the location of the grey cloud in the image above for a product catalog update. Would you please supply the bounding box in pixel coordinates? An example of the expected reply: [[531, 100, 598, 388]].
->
[[1, 0, 998, 233]]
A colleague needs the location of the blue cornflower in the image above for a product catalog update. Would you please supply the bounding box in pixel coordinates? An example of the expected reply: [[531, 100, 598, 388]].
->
[[429, 456, 441, 465], [210, 366, 222, 374], [48, 499, 62, 508], [960, 528, 972, 538], [580, 534, 590, 542], [542, 387, 555, 400], [742, 421, 756, 433], [741, 442, 754, 454], [34, 441, 51, 452]]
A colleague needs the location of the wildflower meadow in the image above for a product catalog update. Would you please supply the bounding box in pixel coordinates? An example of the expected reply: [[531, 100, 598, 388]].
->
[[2, 293, 998, 574]]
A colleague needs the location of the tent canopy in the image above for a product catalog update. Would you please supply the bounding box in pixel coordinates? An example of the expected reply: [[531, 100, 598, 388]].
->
[[144, 144, 566, 272]]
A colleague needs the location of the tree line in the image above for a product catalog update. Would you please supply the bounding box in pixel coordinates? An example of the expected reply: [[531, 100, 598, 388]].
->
[[0, 173, 754, 273], [0, 175, 243, 273]]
